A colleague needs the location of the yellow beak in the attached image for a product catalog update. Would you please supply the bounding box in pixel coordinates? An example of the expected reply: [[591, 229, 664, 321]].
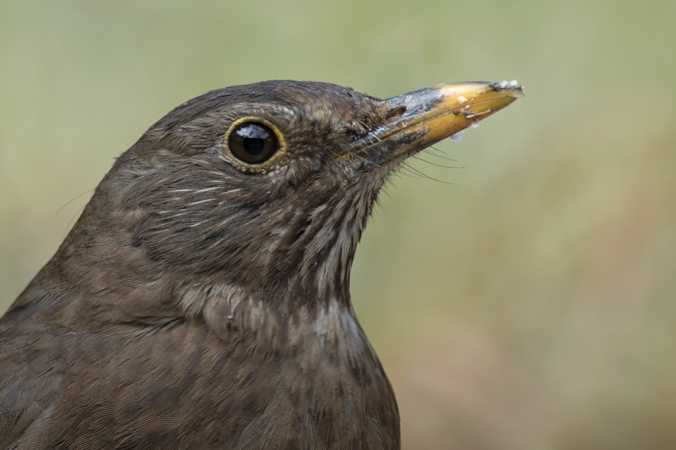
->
[[360, 81, 523, 162]]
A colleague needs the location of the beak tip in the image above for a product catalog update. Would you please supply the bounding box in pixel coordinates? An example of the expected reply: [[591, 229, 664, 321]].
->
[[489, 80, 525, 98]]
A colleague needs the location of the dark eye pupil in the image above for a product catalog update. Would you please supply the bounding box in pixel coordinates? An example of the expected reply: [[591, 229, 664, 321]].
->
[[243, 137, 265, 154], [228, 122, 280, 165]]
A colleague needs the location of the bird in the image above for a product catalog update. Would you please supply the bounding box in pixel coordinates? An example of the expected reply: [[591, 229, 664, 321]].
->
[[0, 79, 522, 450]]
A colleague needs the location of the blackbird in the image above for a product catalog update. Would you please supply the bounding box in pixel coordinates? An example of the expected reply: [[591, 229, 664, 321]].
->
[[0, 80, 521, 449]]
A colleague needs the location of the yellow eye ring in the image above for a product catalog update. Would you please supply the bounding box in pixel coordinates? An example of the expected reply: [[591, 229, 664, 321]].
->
[[224, 116, 287, 173]]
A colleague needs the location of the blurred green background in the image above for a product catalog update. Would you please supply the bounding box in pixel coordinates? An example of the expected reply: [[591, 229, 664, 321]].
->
[[2, 1, 676, 449]]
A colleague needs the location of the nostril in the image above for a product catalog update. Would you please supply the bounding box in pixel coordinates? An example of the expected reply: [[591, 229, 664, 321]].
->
[[384, 105, 407, 121]]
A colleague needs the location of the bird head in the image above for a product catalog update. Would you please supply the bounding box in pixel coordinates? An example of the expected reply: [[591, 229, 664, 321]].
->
[[54, 80, 521, 317]]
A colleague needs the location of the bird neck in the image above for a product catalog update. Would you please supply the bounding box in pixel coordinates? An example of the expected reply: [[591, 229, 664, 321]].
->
[[11, 170, 382, 333], [14, 262, 359, 352], [180, 279, 363, 348]]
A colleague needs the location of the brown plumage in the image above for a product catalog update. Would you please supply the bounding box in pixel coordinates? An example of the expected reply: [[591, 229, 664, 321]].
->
[[0, 80, 521, 449]]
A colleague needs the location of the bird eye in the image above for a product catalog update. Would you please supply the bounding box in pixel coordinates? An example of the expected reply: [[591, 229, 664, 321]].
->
[[226, 118, 284, 167]]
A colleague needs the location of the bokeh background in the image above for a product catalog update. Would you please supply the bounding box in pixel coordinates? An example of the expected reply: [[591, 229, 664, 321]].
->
[[2, 1, 676, 448]]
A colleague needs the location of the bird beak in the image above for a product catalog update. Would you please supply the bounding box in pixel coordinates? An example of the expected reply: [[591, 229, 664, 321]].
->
[[357, 81, 523, 164]]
